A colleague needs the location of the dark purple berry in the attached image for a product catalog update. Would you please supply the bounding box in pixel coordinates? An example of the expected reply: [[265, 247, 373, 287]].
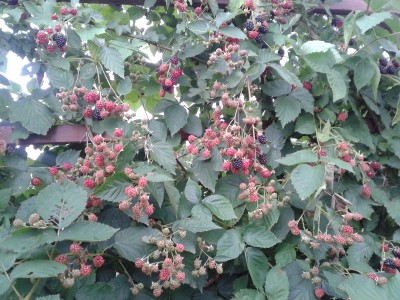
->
[[258, 153, 267, 164], [386, 64, 396, 74], [379, 58, 388, 67], [255, 34, 264, 44], [170, 56, 179, 65], [370, 162, 381, 171], [392, 59, 400, 69], [258, 135, 267, 144], [169, 77, 177, 85], [379, 65, 387, 74], [8, 0, 18, 5], [393, 247, 400, 259], [92, 108, 102, 121], [53, 34, 67, 48], [258, 25, 269, 34], [255, 15, 264, 23], [384, 259, 396, 269], [278, 48, 285, 56], [244, 21, 254, 31], [348, 38, 355, 46], [231, 158, 242, 170], [162, 85, 172, 92]]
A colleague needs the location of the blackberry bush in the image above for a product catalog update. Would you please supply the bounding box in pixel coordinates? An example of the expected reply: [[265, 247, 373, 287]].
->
[[0, 0, 399, 299]]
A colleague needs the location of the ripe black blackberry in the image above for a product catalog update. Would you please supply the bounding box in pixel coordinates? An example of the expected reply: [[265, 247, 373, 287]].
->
[[379, 65, 387, 74], [393, 247, 400, 258], [231, 158, 242, 170], [392, 59, 400, 69], [348, 38, 355, 46], [278, 48, 285, 56], [379, 58, 388, 67], [53, 34, 66, 48], [258, 135, 267, 144], [258, 153, 267, 165], [258, 25, 268, 34], [8, 0, 18, 5], [386, 64, 396, 74], [162, 85, 172, 92], [92, 108, 102, 121], [384, 258, 396, 269], [170, 77, 177, 85], [255, 34, 264, 44], [244, 21, 254, 31], [255, 15, 264, 23]]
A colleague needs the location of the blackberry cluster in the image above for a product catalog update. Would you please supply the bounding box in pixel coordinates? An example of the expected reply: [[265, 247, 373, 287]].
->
[[258, 135, 267, 144], [231, 158, 242, 170], [244, 21, 254, 31], [393, 247, 400, 259], [378, 58, 399, 75], [384, 259, 396, 269], [53, 34, 67, 48], [258, 153, 267, 165], [92, 108, 102, 121]]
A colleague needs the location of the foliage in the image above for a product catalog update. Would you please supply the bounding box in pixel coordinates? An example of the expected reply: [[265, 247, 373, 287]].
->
[[0, 0, 400, 299]]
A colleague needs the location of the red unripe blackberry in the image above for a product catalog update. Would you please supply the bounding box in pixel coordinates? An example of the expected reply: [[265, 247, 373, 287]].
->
[[303, 81, 312, 92], [194, 7, 202, 15], [70, 243, 81, 254], [62, 162, 72, 171], [261, 169, 271, 178], [31, 177, 41, 186], [114, 128, 123, 137], [80, 264, 92, 277], [55, 254, 68, 265], [105, 101, 115, 111], [93, 255, 105, 268], [291, 226, 300, 235], [69, 8, 78, 15], [83, 178, 95, 189], [314, 288, 325, 299], [135, 259, 144, 268], [49, 166, 59, 176], [60, 7, 69, 15], [159, 268, 170, 281], [171, 68, 183, 78], [158, 63, 169, 74], [361, 185, 371, 199], [85, 91, 100, 103], [83, 108, 92, 118], [248, 31, 259, 39], [337, 112, 347, 121], [175, 243, 185, 252], [370, 162, 381, 171], [36, 31, 49, 45], [366, 170, 375, 178], [164, 78, 173, 87]]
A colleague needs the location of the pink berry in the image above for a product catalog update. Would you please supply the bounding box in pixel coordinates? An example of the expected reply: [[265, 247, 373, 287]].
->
[[175, 244, 185, 253], [85, 91, 100, 103], [341, 225, 354, 235], [93, 255, 104, 268], [135, 259, 144, 268], [176, 271, 185, 282], [69, 8, 78, 15], [314, 288, 325, 299], [159, 268, 170, 281], [31, 177, 41, 186], [51, 13, 58, 20], [70, 243, 81, 254], [54, 24, 62, 32], [291, 227, 300, 235], [83, 178, 95, 189], [194, 7, 202, 15], [80, 264, 92, 277], [49, 166, 59, 176], [60, 7, 69, 15], [138, 177, 147, 188], [55, 254, 68, 265], [114, 128, 123, 137], [288, 220, 297, 228], [337, 112, 347, 121]]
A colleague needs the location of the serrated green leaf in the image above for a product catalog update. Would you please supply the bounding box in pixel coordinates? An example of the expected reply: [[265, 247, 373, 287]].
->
[[274, 95, 301, 127], [243, 224, 280, 248], [99, 47, 125, 78], [327, 69, 347, 102], [343, 11, 362, 46], [192, 147, 222, 192], [150, 141, 177, 174], [215, 229, 245, 262], [276, 150, 318, 166], [269, 63, 301, 86], [339, 274, 384, 299], [295, 115, 315, 134], [94, 173, 131, 202], [320, 156, 354, 173], [10, 260, 66, 279], [356, 12, 392, 34], [215, 12, 236, 28], [113, 227, 161, 261], [184, 178, 201, 204], [46, 65, 74, 89], [164, 104, 188, 136], [177, 205, 221, 232], [58, 221, 118, 242], [36, 180, 87, 229], [245, 247, 269, 292], [219, 26, 247, 39], [262, 80, 292, 97], [291, 164, 325, 200], [300, 41, 335, 54], [146, 173, 173, 182], [56, 149, 81, 166], [188, 20, 212, 35], [117, 77, 132, 95], [257, 49, 281, 64], [265, 266, 290, 300], [354, 60, 376, 91], [208, 0, 219, 16], [233, 289, 266, 300], [275, 243, 296, 267], [203, 195, 236, 221], [183, 114, 203, 137], [0, 274, 10, 296], [9, 99, 53, 135]]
